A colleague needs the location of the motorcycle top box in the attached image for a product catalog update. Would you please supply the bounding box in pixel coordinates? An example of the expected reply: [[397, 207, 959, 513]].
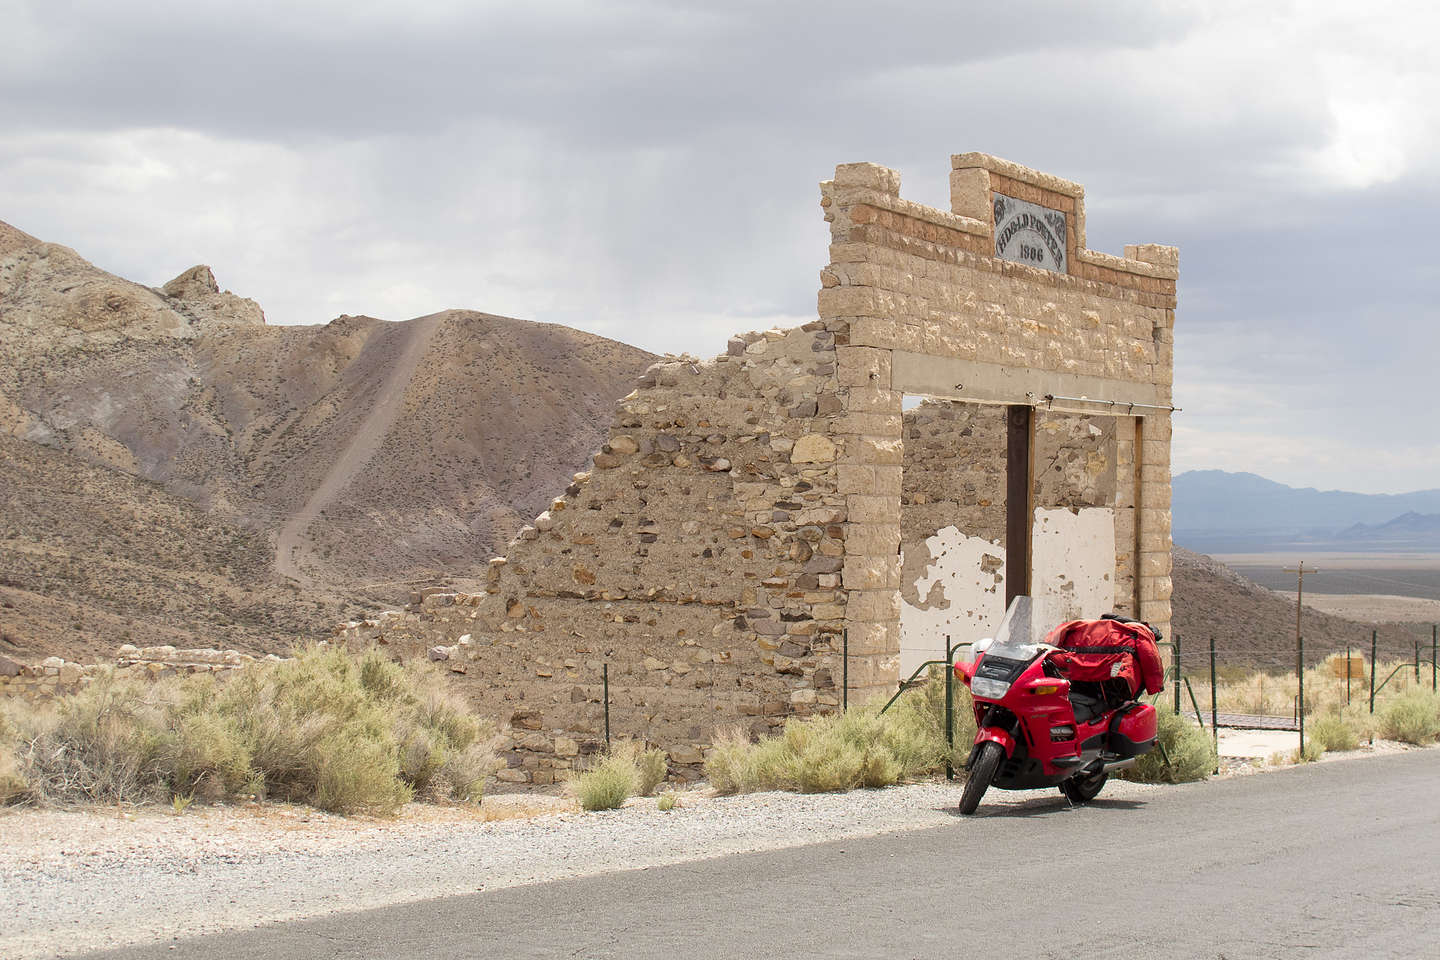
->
[[952, 596, 1165, 814]]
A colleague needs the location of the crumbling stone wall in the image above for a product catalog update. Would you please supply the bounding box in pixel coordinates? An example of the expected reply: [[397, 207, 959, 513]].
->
[[340, 152, 1176, 783], [0, 646, 284, 702], [339, 322, 872, 783]]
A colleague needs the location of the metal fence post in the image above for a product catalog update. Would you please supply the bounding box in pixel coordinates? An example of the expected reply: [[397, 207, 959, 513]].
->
[[1345, 644, 1352, 706], [1369, 630, 1377, 714], [1433, 624, 1437, 692], [1173, 633, 1182, 715], [603, 662, 611, 749], [842, 629, 849, 712], [944, 635, 954, 782], [1415, 639, 1421, 686], [1297, 634, 1305, 756], [1210, 637, 1218, 774]]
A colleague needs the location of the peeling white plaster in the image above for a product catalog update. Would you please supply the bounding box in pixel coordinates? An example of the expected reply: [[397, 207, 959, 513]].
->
[[899, 508, 1117, 676], [1032, 507, 1116, 621], [899, 527, 1006, 676]]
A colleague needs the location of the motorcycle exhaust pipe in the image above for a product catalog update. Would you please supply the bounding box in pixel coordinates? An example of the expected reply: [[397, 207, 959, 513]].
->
[[1079, 757, 1138, 777]]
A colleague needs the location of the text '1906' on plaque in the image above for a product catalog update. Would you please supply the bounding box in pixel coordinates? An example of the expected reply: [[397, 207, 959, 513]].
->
[[993, 194, 1067, 273]]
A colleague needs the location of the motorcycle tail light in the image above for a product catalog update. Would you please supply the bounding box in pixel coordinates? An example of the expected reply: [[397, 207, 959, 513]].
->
[[1050, 725, 1076, 742]]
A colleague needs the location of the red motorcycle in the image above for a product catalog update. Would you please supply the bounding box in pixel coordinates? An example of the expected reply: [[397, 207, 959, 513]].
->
[[953, 596, 1166, 814]]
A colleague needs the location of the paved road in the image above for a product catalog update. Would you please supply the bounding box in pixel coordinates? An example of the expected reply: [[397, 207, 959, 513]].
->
[[84, 751, 1440, 960]]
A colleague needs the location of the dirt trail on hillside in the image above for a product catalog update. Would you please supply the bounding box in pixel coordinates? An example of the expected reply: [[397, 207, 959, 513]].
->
[[274, 314, 442, 584]]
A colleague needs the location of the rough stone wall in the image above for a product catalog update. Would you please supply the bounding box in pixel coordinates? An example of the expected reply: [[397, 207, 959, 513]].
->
[[0, 646, 284, 702], [1034, 411, 1115, 511], [338, 322, 871, 783], [900, 401, 1007, 549]]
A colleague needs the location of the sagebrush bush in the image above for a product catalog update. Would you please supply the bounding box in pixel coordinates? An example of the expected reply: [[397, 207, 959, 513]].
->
[[571, 753, 639, 811], [1, 646, 501, 814], [1308, 713, 1360, 753], [10, 670, 179, 804], [0, 710, 26, 804], [704, 674, 971, 796], [634, 746, 668, 797], [1120, 707, 1216, 784], [1378, 689, 1440, 745]]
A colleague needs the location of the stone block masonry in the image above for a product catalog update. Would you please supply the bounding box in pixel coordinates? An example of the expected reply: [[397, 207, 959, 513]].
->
[[0, 646, 288, 702], [339, 153, 1177, 784]]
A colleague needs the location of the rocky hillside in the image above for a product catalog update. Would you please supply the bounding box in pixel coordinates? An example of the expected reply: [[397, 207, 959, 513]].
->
[[1170, 547, 1427, 672], [0, 435, 336, 664], [0, 218, 655, 660]]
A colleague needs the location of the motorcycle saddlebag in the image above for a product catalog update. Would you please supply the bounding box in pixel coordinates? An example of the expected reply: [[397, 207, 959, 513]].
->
[[1045, 619, 1165, 696], [1109, 702, 1158, 758]]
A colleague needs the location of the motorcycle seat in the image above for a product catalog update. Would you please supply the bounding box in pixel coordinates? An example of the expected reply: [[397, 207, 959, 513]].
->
[[1069, 688, 1104, 724]]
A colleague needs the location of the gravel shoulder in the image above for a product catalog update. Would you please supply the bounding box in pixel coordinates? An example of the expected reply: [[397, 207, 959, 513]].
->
[[1, 743, 1432, 960]]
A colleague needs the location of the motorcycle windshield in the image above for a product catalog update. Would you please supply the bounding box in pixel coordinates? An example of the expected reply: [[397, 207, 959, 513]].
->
[[983, 595, 1056, 662]]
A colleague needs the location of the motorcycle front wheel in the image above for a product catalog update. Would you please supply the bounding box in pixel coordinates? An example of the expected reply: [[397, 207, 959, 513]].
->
[[959, 741, 1004, 815], [1060, 771, 1107, 805]]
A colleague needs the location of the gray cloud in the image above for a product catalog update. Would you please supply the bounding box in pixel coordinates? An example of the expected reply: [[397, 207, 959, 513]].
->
[[2, 0, 1436, 492]]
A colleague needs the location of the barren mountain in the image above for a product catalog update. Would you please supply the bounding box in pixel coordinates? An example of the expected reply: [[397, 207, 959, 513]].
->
[[0, 218, 655, 659], [1170, 547, 1427, 673]]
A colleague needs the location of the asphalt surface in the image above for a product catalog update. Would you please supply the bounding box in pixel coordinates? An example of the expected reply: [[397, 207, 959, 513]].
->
[[81, 751, 1440, 960]]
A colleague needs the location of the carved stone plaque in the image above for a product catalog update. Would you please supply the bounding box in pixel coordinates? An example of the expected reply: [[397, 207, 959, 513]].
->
[[992, 194, 1067, 273]]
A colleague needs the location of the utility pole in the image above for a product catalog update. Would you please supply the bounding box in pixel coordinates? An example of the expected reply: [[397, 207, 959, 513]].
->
[[1283, 561, 1318, 754]]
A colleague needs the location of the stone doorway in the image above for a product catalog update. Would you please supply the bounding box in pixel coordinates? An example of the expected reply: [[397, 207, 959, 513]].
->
[[896, 395, 1120, 675]]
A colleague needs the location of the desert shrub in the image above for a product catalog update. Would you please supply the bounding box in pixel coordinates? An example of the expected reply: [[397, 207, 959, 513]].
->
[[1341, 702, 1377, 742], [881, 668, 975, 773], [1308, 713, 1360, 753], [657, 790, 679, 812], [0, 710, 26, 804], [703, 727, 758, 795], [634, 746, 668, 797], [704, 680, 970, 796], [1377, 689, 1440, 745], [7, 670, 179, 804], [1, 646, 501, 814], [571, 752, 640, 811], [1119, 707, 1216, 784]]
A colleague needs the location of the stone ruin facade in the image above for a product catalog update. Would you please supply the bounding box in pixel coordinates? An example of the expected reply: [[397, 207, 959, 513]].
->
[[338, 153, 1178, 784]]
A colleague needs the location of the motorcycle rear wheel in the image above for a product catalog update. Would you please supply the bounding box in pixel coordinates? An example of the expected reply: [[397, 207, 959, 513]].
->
[[959, 741, 1004, 815], [1060, 771, 1107, 805]]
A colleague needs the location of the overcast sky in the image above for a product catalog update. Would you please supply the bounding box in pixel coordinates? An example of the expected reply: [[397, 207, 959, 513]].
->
[[3, 0, 1436, 494]]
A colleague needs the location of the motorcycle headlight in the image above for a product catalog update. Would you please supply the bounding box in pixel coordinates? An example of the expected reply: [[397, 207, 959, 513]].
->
[[970, 677, 1011, 700]]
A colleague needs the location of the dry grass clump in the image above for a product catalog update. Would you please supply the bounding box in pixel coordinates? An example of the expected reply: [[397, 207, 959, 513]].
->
[[1195, 657, 1432, 722], [571, 753, 640, 811], [570, 742, 669, 812], [1119, 708, 1216, 784], [630, 744, 669, 797], [706, 676, 973, 796], [0, 711, 27, 804], [1, 646, 501, 814], [1308, 713, 1361, 753], [1377, 689, 1440, 745]]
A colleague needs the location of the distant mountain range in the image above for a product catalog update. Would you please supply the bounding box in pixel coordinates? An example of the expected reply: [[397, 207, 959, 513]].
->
[[1337, 512, 1440, 543], [1174, 470, 1440, 552]]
